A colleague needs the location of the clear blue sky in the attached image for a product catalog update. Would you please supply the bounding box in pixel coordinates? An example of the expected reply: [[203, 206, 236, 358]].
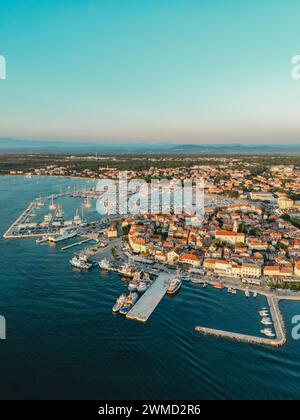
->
[[0, 0, 300, 143]]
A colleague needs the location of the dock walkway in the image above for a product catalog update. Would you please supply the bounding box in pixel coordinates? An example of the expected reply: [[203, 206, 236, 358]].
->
[[126, 273, 172, 323], [195, 297, 286, 348]]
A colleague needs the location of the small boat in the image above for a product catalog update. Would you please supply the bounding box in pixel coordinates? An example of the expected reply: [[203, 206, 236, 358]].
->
[[73, 209, 82, 226], [137, 281, 151, 293], [56, 206, 64, 220], [83, 197, 92, 209], [112, 294, 127, 313], [35, 198, 44, 208], [128, 281, 138, 292], [118, 263, 135, 278], [213, 284, 225, 290], [49, 195, 57, 210], [261, 328, 275, 338], [253, 292, 258, 298], [231, 288, 237, 295], [119, 293, 138, 315], [119, 304, 131, 315], [44, 214, 53, 223], [167, 277, 182, 295], [245, 288, 250, 298], [191, 277, 202, 284], [261, 318, 273, 326], [36, 236, 48, 244], [259, 310, 269, 317], [202, 283, 208, 288]]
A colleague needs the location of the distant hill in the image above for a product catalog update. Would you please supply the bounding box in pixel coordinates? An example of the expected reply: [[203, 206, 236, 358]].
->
[[171, 144, 300, 155], [0, 138, 174, 154], [0, 138, 299, 155]]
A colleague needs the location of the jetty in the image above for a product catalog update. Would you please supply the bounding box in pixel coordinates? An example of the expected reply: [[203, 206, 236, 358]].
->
[[61, 238, 94, 251], [195, 297, 286, 348], [126, 273, 172, 323]]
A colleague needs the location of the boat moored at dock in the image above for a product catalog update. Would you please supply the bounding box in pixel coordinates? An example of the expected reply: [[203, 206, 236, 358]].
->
[[213, 284, 225, 290], [48, 227, 77, 243], [261, 328, 275, 338], [119, 293, 139, 315], [167, 276, 182, 295], [70, 255, 92, 270], [36, 236, 49, 244], [112, 294, 127, 313], [118, 263, 136, 278]]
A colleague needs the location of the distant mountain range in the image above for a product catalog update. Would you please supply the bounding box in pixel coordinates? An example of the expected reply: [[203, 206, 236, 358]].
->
[[0, 138, 299, 155], [171, 144, 300, 155]]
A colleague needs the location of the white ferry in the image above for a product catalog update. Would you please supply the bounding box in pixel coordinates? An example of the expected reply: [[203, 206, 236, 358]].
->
[[48, 228, 77, 243]]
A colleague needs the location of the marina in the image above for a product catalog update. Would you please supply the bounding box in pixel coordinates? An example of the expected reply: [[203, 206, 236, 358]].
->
[[195, 297, 286, 348]]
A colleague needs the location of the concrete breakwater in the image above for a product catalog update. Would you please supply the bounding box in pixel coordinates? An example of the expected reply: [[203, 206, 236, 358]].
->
[[195, 297, 286, 348]]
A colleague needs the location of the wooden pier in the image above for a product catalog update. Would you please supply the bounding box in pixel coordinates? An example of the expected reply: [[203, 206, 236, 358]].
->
[[126, 273, 172, 323], [195, 297, 286, 348]]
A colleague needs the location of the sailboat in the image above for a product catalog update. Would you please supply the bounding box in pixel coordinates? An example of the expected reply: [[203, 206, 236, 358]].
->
[[83, 196, 92, 209], [49, 195, 57, 210], [73, 209, 82, 226]]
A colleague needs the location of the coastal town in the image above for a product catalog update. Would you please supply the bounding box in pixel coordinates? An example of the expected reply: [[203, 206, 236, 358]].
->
[[4, 156, 300, 287], [2, 156, 300, 346]]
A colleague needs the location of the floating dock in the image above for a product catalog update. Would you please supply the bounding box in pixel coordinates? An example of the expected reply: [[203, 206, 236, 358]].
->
[[195, 297, 286, 348], [126, 273, 172, 323]]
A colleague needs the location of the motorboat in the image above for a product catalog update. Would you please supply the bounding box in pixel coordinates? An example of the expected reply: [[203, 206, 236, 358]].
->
[[70, 255, 92, 270], [167, 277, 182, 295], [112, 294, 127, 313]]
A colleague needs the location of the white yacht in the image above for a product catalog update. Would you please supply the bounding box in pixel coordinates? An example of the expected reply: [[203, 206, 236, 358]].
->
[[261, 318, 273, 327], [44, 214, 53, 223], [118, 263, 135, 278], [49, 195, 57, 210], [70, 255, 92, 270], [261, 328, 275, 338], [167, 276, 182, 295], [73, 210, 82, 226], [56, 206, 64, 220]]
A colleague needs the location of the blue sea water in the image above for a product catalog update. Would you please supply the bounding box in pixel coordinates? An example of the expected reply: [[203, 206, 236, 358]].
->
[[0, 176, 300, 400]]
